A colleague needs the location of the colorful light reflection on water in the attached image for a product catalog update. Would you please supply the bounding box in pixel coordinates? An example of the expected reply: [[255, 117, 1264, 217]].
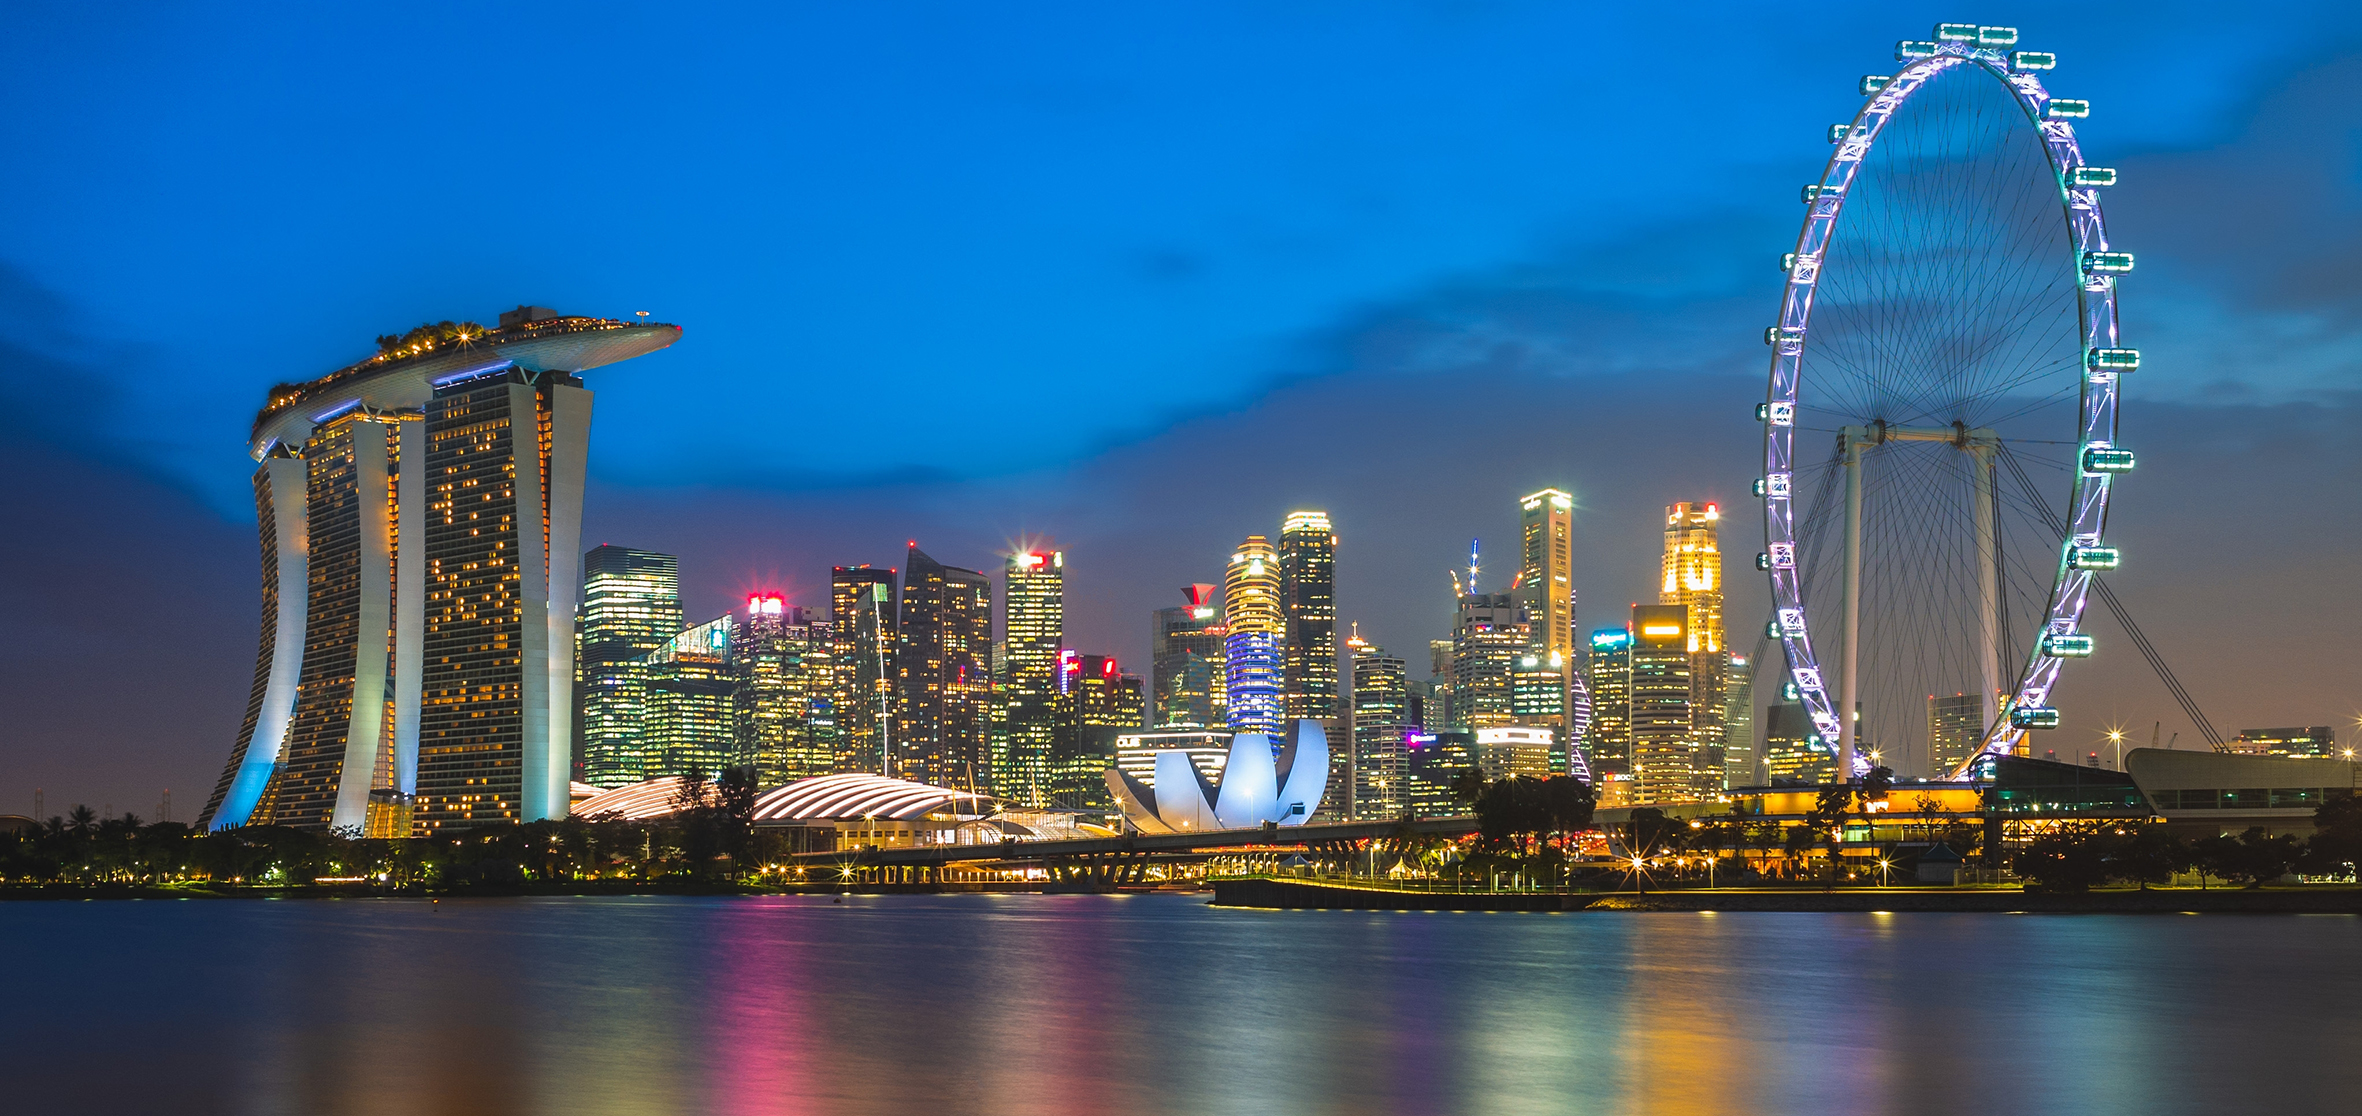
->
[[5, 895, 2356, 1114]]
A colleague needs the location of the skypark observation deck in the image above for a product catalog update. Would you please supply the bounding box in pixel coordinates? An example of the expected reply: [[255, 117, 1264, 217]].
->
[[249, 313, 682, 459]]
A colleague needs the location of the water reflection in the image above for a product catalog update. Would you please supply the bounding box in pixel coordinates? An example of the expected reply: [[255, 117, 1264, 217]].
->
[[4, 898, 2356, 1114]]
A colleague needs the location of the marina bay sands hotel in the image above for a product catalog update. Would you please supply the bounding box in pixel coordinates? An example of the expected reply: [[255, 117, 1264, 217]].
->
[[197, 308, 681, 834]]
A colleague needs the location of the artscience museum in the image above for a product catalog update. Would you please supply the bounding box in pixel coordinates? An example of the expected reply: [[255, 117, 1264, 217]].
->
[[1106, 721, 1330, 834]]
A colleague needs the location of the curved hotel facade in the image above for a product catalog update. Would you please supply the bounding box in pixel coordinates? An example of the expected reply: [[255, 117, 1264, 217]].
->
[[199, 308, 681, 833]]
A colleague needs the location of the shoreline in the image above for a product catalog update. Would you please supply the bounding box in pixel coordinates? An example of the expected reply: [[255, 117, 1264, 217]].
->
[[1210, 878, 2362, 914], [12, 878, 2362, 913]]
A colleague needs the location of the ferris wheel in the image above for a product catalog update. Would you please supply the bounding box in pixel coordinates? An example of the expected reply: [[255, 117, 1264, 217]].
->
[[1758, 23, 2134, 781]]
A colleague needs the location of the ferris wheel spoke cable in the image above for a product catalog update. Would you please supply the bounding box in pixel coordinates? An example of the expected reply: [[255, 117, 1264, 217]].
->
[[1994, 446, 2226, 750]]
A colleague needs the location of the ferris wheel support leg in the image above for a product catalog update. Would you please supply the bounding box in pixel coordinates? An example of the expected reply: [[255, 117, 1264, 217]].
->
[[1838, 427, 1868, 785], [1971, 439, 2002, 746]]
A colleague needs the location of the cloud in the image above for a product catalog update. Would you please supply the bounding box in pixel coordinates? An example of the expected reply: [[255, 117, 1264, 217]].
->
[[2111, 50, 2362, 400]]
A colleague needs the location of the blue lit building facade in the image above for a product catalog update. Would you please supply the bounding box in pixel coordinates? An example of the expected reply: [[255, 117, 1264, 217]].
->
[[1223, 534, 1284, 736]]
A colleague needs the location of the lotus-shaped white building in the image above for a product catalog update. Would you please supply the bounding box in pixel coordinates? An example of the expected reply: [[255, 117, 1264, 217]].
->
[[1106, 721, 1329, 834]]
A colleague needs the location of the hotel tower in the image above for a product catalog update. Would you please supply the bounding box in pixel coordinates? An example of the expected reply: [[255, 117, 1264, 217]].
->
[[198, 307, 680, 833]]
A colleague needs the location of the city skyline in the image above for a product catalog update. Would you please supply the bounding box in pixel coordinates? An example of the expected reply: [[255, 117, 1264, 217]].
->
[[7, 4, 2362, 811], [11, 13, 2362, 1116]]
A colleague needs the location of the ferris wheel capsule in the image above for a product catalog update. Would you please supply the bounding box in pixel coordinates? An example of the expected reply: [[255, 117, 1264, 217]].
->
[[2067, 546, 2120, 571], [2068, 166, 2118, 187], [1934, 23, 1978, 42], [2010, 706, 2062, 729], [1977, 26, 2019, 47], [2087, 348, 2140, 371], [2081, 251, 2135, 274], [2043, 633, 2096, 658], [1896, 40, 1938, 61], [2046, 99, 2091, 118], [2012, 51, 2056, 71], [2081, 447, 2136, 473], [1860, 75, 1891, 95]]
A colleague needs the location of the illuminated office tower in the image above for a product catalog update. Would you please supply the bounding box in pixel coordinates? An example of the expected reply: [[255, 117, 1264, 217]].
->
[[2230, 727, 2338, 758], [1051, 652, 1145, 806], [1511, 651, 1568, 749], [1515, 487, 1578, 661], [1927, 693, 1987, 776], [1448, 592, 1526, 731], [734, 595, 833, 785], [1628, 605, 1694, 804], [1152, 584, 1226, 728], [1425, 639, 1456, 730], [1223, 535, 1284, 735], [1724, 653, 1756, 787], [830, 565, 898, 773], [1661, 502, 1727, 792], [577, 545, 682, 788], [1279, 512, 1339, 726], [642, 615, 736, 777], [1585, 628, 1633, 774], [1763, 702, 1836, 783], [895, 545, 993, 787], [997, 550, 1064, 804], [1351, 640, 1409, 821], [200, 309, 680, 832]]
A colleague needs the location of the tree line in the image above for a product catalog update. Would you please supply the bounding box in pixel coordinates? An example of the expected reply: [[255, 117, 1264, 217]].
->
[[2, 771, 791, 890], [2014, 793, 2362, 891]]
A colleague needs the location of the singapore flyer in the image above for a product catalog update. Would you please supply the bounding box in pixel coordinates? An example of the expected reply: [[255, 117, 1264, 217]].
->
[[1759, 23, 2135, 783]]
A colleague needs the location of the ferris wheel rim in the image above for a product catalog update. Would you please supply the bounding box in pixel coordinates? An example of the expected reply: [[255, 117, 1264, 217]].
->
[[1758, 33, 2126, 778]]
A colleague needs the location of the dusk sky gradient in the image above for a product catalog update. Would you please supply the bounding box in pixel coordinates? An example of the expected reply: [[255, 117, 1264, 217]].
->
[[4, 1, 2360, 813]]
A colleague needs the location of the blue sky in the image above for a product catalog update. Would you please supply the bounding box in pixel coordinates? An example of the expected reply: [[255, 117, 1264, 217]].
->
[[3, 2, 2360, 807]]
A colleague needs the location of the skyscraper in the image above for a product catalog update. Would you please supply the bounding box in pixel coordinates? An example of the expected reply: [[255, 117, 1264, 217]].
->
[[1448, 592, 1526, 731], [1151, 584, 1226, 729], [1585, 627, 1633, 775], [1661, 502, 1728, 794], [577, 545, 683, 788], [1223, 535, 1284, 735], [1052, 652, 1145, 806], [1927, 693, 1987, 775], [201, 308, 680, 832], [1511, 653, 1567, 742], [734, 595, 834, 786], [998, 550, 1063, 804], [643, 615, 737, 777], [267, 411, 410, 831], [1279, 511, 1339, 726], [1628, 604, 1694, 805], [829, 565, 897, 773], [1763, 702, 1836, 783], [1516, 488, 1577, 662], [1724, 653, 1756, 787], [1350, 639, 1408, 821], [895, 544, 993, 788]]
